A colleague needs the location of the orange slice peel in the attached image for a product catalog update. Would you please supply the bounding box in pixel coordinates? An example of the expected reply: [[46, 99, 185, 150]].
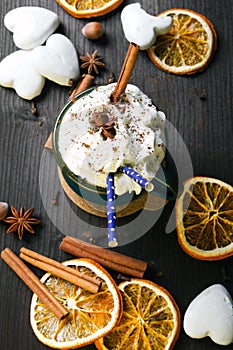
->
[[147, 8, 217, 75], [56, 0, 123, 18], [176, 177, 233, 260], [30, 258, 122, 349], [95, 279, 180, 350]]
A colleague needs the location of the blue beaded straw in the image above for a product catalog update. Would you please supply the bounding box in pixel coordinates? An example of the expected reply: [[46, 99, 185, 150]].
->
[[121, 166, 154, 192], [106, 173, 118, 247]]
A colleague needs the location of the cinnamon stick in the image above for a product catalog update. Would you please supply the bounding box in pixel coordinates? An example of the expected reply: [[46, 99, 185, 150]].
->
[[69, 74, 95, 102], [111, 43, 140, 102], [1, 248, 68, 320], [20, 247, 100, 293], [60, 236, 147, 278], [44, 132, 53, 151]]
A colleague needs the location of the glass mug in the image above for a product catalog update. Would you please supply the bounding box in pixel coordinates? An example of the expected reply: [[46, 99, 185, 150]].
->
[[52, 86, 176, 218]]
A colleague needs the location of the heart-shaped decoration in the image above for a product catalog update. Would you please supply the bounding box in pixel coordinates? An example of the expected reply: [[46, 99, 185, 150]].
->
[[121, 3, 172, 50], [4, 7, 60, 50], [184, 284, 233, 345], [31, 34, 80, 86], [0, 50, 45, 100]]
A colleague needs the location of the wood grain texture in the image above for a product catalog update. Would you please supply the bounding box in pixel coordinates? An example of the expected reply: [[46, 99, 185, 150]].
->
[[0, 0, 233, 349]]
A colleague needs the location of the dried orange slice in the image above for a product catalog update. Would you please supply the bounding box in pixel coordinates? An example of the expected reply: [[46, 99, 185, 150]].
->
[[30, 258, 122, 349], [147, 8, 217, 75], [176, 177, 233, 260], [95, 279, 180, 350], [56, 0, 123, 18]]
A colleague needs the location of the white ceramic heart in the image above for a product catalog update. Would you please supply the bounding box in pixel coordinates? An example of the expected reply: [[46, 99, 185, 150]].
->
[[0, 50, 45, 100], [31, 34, 80, 86], [184, 284, 233, 346], [4, 7, 60, 50], [121, 3, 172, 50]]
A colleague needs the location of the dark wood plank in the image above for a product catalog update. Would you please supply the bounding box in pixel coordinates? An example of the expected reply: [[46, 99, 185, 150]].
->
[[0, 0, 233, 349]]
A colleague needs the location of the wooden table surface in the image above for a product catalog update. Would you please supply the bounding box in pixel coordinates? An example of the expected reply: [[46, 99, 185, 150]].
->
[[1, 0, 233, 349]]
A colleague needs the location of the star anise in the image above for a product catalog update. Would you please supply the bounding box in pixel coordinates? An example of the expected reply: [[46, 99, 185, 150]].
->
[[93, 112, 116, 139], [80, 50, 105, 75], [101, 122, 116, 140], [4, 206, 41, 240]]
